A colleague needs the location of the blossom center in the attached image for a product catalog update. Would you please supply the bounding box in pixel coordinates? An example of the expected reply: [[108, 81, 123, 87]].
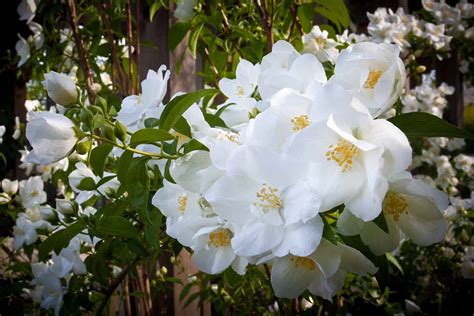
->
[[383, 191, 408, 221], [254, 184, 283, 212], [291, 115, 310, 132], [208, 229, 231, 247], [363, 70, 383, 89], [177, 196, 187, 213], [235, 86, 245, 97], [290, 256, 316, 271], [312, 37, 326, 49], [217, 131, 240, 144], [31, 190, 39, 197], [325, 139, 359, 172]]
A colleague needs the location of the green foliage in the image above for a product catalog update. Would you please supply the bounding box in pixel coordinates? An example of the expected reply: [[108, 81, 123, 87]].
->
[[389, 112, 474, 139]]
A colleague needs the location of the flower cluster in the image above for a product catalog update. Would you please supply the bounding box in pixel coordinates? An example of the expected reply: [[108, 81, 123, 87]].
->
[[149, 40, 449, 299], [367, 7, 452, 53]]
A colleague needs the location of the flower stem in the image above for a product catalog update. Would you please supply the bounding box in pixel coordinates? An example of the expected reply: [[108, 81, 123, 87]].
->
[[88, 134, 178, 160]]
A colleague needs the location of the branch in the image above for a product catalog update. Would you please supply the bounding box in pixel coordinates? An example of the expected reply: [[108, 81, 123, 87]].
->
[[66, 0, 96, 103], [135, 0, 142, 94], [126, 0, 135, 95], [95, 256, 139, 316], [253, 0, 274, 52]]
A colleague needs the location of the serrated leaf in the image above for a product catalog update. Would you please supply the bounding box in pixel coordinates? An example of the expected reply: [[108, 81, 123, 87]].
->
[[90, 144, 113, 177], [97, 216, 139, 238], [389, 112, 474, 139], [129, 128, 174, 147], [160, 89, 219, 132]]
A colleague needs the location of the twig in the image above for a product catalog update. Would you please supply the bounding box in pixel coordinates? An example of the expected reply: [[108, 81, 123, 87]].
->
[[100, 2, 128, 96], [204, 47, 221, 87], [253, 0, 274, 51], [66, 0, 95, 103], [290, 4, 304, 36], [135, 0, 141, 94], [126, 0, 135, 95], [95, 256, 139, 316]]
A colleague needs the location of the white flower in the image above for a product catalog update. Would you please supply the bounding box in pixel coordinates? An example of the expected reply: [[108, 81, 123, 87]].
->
[[332, 42, 406, 117], [258, 41, 327, 100], [13, 216, 38, 249], [2, 179, 19, 195], [29, 22, 44, 49], [116, 65, 170, 131], [55, 199, 75, 215], [302, 26, 339, 63], [218, 59, 260, 126], [50, 238, 87, 277], [205, 146, 324, 257], [174, 0, 197, 22], [25, 99, 42, 112], [337, 172, 448, 255], [462, 246, 474, 279], [19, 207, 52, 231], [42, 71, 78, 106], [37, 271, 64, 316], [17, 0, 36, 23], [288, 95, 412, 221], [19, 176, 47, 208], [13, 116, 21, 140], [0, 125, 5, 143], [16, 34, 30, 67], [270, 240, 377, 299], [26, 111, 76, 165]]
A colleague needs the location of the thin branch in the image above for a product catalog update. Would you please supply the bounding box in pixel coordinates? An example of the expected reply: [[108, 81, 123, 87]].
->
[[100, 2, 128, 96], [290, 4, 304, 36], [95, 256, 139, 316], [66, 0, 95, 103], [135, 0, 142, 94], [204, 47, 221, 87], [126, 0, 135, 95], [253, 0, 274, 51]]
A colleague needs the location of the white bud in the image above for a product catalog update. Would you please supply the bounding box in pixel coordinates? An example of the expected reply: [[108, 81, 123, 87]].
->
[[2, 179, 19, 195], [42, 71, 78, 106]]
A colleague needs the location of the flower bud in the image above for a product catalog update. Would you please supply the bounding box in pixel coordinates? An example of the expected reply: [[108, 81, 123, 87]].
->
[[76, 139, 92, 155], [114, 121, 128, 142], [42, 71, 78, 106], [55, 198, 76, 215], [2, 179, 19, 195], [416, 65, 426, 73], [26, 112, 77, 165], [101, 125, 116, 142]]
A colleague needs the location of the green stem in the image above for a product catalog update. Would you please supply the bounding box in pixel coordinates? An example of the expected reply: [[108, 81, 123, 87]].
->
[[88, 134, 178, 160]]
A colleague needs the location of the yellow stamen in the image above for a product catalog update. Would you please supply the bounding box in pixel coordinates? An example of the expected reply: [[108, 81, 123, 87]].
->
[[177, 196, 187, 213], [209, 229, 231, 247], [325, 139, 359, 172], [235, 86, 245, 97], [383, 191, 408, 221], [291, 115, 310, 132], [253, 184, 283, 212], [363, 70, 383, 89], [290, 256, 316, 271], [312, 37, 326, 48]]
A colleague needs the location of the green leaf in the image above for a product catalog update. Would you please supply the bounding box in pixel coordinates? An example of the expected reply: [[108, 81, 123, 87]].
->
[[149, 1, 160, 21], [77, 177, 97, 191], [204, 113, 227, 128], [182, 139, 209, 154], [386, 253, 404, 275], [169, 22, 191, 51], [129, 128, 174, 147], [297, 4, 315, 33], [373, 212, 389, 234], [97, 216, 139, 238], [126, 157, 151, 224], [90, 144, 113, 177], [144, 118, 160, 128], [38, 221, 85, 261], [389, 112, 474, 139], [188, 23, 204, 58], [159, 89, 219, 132], [321, 216, 338, 244], [117, 151, 133, 184], [173, 117, 192, 138]]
